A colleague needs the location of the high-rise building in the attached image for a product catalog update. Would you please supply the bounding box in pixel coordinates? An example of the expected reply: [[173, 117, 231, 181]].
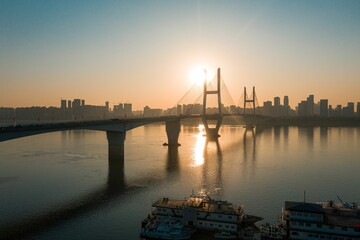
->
[[284, 96, 289, 107], [357, 102, 360, 117], [124, 103, 132, 116], [263, 101, 272, 116], [67, 100, 72, 109], [343, 102, 354, 117], [297, 101, 308, 116], [274, 97, 281, 107], [61, 100, 67, 109], [307, 95, 314, 116], [284, 96, 289, 115], [81, 100, 85, 106], [319, 99, 328, 117], [329, 105, 333, 117]]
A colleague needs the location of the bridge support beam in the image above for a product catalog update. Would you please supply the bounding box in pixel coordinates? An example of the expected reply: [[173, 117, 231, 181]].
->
[[106, 131, 126, 166], [202, 68, 223, 140], [165, 120, 181, 146]]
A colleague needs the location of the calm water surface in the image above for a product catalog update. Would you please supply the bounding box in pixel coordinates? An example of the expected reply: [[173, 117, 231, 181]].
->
[[0, 124, 359, 239]]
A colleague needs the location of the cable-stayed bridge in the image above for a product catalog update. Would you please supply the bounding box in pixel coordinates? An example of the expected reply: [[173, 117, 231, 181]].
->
[[0, 68, 271, 162]]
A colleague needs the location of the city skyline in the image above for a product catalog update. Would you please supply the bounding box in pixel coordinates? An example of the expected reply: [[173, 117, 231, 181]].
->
[[1, 1, 360, 109]]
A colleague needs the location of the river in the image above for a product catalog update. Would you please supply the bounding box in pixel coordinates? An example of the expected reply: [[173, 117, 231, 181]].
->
[[0, 124, 359, 239]]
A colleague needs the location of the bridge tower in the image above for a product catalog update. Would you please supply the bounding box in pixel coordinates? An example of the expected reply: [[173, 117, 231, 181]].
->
[[243, 86, 256, 116], [202, 68, 223, 140]]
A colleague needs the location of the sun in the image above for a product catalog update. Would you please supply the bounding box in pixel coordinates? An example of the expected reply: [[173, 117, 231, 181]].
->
[[189, 66, 207, 86]]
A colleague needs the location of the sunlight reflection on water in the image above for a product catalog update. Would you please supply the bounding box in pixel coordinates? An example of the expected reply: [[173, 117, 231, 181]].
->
[[192, 124, 206, 167]]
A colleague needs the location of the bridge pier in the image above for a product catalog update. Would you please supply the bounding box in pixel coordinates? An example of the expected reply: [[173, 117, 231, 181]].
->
[[164, 120, 181, 146], [204, 128, 221, 140], [106, 131, 126, 166]]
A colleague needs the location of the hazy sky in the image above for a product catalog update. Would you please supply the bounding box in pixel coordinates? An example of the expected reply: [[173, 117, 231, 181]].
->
[[1, 0, 359, 109]]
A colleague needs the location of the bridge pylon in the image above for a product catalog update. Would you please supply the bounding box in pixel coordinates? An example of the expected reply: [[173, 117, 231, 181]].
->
[[202, 68, 223, 140], [243, 86, 256, 116]]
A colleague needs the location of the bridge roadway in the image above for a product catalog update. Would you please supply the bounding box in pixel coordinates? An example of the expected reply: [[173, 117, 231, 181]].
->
[[0, 113, 270, 163]]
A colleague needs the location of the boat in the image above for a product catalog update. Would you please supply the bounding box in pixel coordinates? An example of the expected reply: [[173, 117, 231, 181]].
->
[[140, 218, 192, 240], [260, 223, 286, 240], [142, 190, 263, 239], [279, 198, 360, 239]]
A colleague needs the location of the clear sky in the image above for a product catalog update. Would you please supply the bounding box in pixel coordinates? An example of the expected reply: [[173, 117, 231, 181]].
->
[[1, 0, 359, 110]]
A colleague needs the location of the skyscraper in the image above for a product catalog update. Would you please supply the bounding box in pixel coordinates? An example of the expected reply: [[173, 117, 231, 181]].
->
[[274, 97, 281, 107], [61, 99, 67, 109], [307, 95, 314, 116], [124, 103, 132, 116], [284, 96, 289, 107], [320, 99, 328, 117], [284, 96, 289, 115]]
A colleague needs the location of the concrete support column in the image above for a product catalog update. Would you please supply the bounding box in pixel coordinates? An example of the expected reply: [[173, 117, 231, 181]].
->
[[165, 120, 181, 146], [205, 128, 220, 140], [106, 131, 126, 166]]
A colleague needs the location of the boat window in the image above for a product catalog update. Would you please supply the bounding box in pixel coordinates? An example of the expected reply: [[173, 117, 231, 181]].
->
[[317, 224, 322, 228], [225, 225, 229, 228], [342, 227, 347, 231], [299, 222, 304, 226], [291, 231, 299, 236], [306, 223, 311, 227]]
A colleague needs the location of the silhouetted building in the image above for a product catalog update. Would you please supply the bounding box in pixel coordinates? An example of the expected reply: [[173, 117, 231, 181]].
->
[[333, 105, 342, 117], [284, 96, 289, 115], [0, 107, 14, 120], [319, 99, 328, 117], [61, 100, 67, 109], [262, 101, 272, 116], [182, 104, 202, 115], [274, 97, 280, 107], [297, 95, 315, 116], [124, 103, 132, 116], [144, 106, 162, 117], [307, 95, 314, 116], [357, 102, 360, 117], [67, 100, 72, 109], [284, 96, 289, 107], [81, 100, 85, 106], [177, 105, 182, 115], [297, 101, 308, 116], [105, 101, 109, 113], [343, 102, 354, 117]]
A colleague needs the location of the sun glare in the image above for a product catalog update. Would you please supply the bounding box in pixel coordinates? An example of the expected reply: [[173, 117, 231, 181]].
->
[[190, 66, 208, 86]]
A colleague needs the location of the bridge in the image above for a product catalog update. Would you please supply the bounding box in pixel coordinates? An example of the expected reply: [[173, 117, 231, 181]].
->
[[0, 68, 271, 164]]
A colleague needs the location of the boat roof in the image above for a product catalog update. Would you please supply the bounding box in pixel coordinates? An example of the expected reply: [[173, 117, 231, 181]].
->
[[285, 201, 324, 214], [285, 201, 360, 227], [153, 197, 245, 215]]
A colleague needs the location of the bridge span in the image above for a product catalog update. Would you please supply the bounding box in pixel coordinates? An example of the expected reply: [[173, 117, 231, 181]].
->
[[0, 68, 272, 166]]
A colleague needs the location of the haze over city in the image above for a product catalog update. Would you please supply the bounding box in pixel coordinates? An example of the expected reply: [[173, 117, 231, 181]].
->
[[1, 0, 359, 109]]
